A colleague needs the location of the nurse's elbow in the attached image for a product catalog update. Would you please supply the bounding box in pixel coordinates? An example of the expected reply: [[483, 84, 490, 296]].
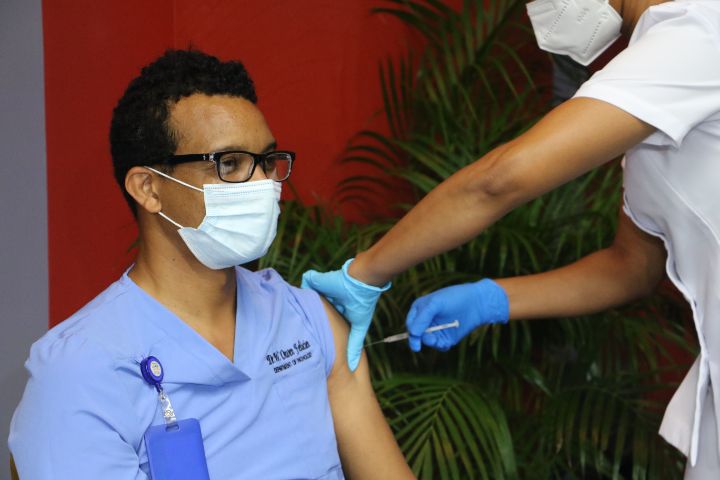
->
[[464, 144, 530, 211]]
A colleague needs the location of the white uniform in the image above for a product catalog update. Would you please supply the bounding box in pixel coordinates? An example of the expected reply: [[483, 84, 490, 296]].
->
[[574, 0, 720, 475]]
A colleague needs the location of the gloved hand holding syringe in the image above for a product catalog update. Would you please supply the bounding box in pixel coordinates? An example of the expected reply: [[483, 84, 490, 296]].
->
[[365, 320, 460, 346]]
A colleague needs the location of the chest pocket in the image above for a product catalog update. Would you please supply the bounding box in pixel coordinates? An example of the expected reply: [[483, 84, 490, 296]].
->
[[272, 361, 330, 422], [271, 362, 342, 478]]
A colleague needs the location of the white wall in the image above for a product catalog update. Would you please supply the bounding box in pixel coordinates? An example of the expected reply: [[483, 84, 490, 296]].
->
[[0, 0, 49, 478]]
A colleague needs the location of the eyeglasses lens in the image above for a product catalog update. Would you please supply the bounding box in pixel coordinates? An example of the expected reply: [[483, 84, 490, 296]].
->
[[217, 152, 253, 182], [262, 153, 291, 181], [217, 152, 291, 182]]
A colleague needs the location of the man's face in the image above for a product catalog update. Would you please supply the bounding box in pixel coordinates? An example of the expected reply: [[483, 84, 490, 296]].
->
[[157, 93, 276, 229]]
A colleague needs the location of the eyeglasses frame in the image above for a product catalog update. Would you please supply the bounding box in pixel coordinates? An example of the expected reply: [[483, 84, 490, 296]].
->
[[164, 150, 296, 183]]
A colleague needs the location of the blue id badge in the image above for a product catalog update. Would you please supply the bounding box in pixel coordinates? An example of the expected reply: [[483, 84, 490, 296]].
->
[[145, 419, 210, 480], [140, 356, 210, 480]]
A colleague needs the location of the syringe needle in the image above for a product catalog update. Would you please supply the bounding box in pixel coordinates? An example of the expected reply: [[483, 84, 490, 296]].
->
[[365, 320, 460, 347]]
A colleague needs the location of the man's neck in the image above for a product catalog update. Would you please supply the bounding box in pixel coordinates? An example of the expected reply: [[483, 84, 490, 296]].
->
[[128, 231, 238, 360]]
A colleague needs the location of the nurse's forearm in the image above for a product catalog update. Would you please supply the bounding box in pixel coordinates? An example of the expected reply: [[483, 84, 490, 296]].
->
[[498, 251, 654, 320], [498, 212, 667, 320], [350, 144, 519, 286]]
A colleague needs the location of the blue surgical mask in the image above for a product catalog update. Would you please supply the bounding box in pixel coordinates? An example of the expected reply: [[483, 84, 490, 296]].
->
[[146, 167, 281, 269]]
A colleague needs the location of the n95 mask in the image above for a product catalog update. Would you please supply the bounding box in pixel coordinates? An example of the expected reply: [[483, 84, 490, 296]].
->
[[146, 167, 281, 270], [526, 0, 623, 66]]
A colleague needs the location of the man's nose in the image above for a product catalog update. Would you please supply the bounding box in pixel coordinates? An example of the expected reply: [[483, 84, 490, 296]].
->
[[249, 162, 269, 182]]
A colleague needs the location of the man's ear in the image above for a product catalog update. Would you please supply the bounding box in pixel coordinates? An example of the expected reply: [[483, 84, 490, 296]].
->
[[125, 166, 162, 214]]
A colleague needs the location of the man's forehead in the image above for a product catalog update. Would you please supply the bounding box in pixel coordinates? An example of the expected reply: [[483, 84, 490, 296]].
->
[[169, 93, 273, 153]]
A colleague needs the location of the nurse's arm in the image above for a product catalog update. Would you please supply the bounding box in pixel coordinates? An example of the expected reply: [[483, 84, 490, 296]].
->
[[321, 298, 415, 479], [349, 97, 657, 286], [497, 209, 667, 320]]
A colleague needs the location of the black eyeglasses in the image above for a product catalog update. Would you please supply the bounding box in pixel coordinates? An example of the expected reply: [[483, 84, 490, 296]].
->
[[165, 150, 295, 183]]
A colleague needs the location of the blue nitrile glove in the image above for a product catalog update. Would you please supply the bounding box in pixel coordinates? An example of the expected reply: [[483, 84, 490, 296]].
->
[[406, 279, 509, 352], [301, 258, 391, 371]]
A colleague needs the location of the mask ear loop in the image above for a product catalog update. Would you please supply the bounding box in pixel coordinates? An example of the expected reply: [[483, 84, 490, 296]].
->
[[144, 166, 204, 193], [144, 166, 203, 229], [157, 211, 184, 229]]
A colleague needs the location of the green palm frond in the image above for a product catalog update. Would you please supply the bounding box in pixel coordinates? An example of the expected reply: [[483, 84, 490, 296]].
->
[[340, 0, 540, 212], [528, 375, 686, 479], [376, 375, 517, 480], [259, 201, 365, 283]]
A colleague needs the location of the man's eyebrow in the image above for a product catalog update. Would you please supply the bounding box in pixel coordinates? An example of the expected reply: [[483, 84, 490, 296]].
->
[[261, 141, 277, 153], [215, 141, 277, 153]]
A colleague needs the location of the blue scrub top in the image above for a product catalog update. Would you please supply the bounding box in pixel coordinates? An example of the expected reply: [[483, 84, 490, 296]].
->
[[9, 267, 343, 480]]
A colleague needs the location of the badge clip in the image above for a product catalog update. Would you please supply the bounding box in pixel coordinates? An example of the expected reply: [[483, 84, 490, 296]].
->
[[141, 356, 177, 428]]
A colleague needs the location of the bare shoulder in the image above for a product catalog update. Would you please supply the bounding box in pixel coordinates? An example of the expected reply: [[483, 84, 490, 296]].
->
[[317, 296, 359, 381]]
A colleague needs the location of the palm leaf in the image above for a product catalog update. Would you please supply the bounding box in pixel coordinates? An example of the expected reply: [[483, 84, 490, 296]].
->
[[376, 375, 517, 479]]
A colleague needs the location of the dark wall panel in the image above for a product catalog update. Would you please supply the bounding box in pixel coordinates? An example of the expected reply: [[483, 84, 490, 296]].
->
[[1, 0, 49, 476]]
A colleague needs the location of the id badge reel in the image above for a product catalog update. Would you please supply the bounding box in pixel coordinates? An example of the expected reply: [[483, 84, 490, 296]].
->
[[141, 356, 210, 480]]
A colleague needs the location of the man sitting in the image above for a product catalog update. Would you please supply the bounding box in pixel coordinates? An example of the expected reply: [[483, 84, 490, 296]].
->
[[9, 49, 414, 480]]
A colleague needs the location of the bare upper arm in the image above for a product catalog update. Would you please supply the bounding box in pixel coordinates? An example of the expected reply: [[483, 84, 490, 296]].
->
[[473, 97, 657, 208], [319, 297, 415, 479], [609, 208, 667, 298]]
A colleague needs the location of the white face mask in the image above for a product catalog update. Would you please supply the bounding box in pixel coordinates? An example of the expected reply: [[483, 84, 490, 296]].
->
[[146, 167, 281, 270], [526, 0, 623, 66]]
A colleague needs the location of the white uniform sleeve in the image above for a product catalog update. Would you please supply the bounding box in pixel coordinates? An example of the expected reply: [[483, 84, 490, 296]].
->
[[574, 6, 720, 147], [9, 335, 148, 480]]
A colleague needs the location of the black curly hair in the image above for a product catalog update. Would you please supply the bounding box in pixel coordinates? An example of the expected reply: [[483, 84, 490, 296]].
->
[[110, 49, 257, 215]]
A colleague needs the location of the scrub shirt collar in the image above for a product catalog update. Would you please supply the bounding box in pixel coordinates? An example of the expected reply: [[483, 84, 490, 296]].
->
[[121, 269, 251, 386]]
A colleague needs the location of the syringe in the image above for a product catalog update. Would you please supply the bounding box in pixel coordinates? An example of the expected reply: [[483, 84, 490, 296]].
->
[[365, 320, 460, 346]]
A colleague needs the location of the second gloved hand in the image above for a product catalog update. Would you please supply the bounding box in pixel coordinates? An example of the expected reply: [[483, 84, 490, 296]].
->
[[301, 258, 391, 371], [406, 279, 509, 352]]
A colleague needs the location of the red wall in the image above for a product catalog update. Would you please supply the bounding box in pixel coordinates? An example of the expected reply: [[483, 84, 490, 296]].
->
[[43, 0, 422, 326], [41, 1, 627, 330]]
